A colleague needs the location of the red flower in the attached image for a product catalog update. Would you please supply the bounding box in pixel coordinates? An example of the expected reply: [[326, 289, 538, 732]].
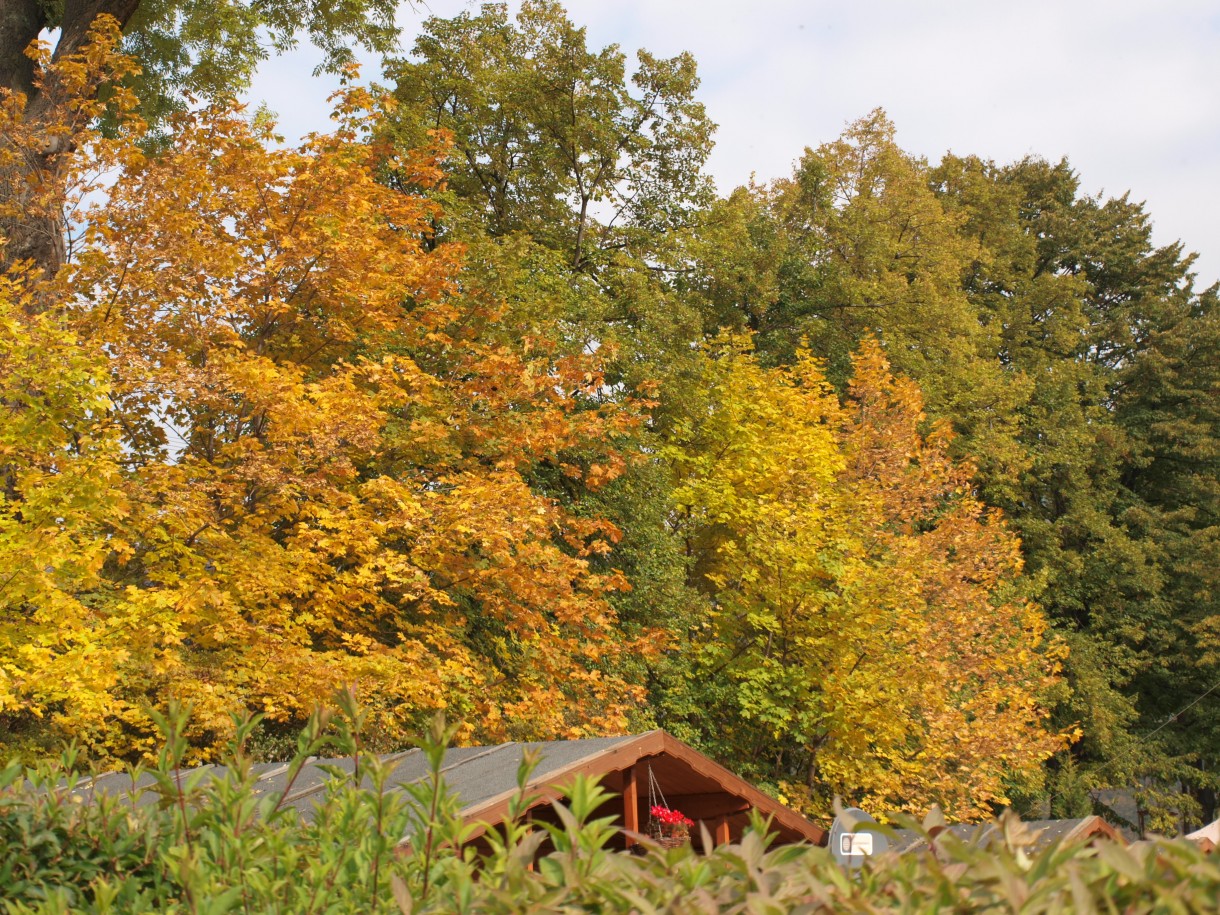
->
[[649, 805, 695, 829]]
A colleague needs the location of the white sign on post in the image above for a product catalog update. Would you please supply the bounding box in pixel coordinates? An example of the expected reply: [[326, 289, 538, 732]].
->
[[829, 807, 888, 870]]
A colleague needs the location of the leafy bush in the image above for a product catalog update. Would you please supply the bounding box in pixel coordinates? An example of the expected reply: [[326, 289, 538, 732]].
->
[[2, 698, 1218, 913]]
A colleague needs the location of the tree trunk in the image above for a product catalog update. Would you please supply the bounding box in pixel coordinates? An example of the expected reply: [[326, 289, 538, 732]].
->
[[0, 0, 141, 281], [55, 1, 142, 69], [0, 0, 42, 100]]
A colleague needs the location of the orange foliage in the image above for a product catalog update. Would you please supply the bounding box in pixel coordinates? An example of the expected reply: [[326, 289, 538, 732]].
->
[[669, 336, 1064, 821], [830, 338, 1067, 817], [3, 25, 648, 759]]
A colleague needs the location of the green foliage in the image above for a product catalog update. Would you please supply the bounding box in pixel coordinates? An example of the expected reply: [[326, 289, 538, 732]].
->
[[0, 756, 169, 910], [2, 704, 1219, 914], [383, 0, 716, 396], [388, 0, 714, 272], [931, 152, 1220, 822], [9, 0, 1220, 848], [29, 0, 400, 131]]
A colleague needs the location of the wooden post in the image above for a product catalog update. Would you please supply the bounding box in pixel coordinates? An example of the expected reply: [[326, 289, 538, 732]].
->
[[715, 815, 731, 847], [622, 764, 639, 847]]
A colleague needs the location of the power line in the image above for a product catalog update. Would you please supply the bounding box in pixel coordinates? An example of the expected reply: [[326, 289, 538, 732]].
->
[[1138, 675, 1220, 745]]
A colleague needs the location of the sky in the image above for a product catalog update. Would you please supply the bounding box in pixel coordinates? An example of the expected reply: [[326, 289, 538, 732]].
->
[[247, 0, 1220, 288]]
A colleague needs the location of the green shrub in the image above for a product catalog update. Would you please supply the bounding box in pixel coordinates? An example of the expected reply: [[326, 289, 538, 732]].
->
[[2, 698, 1218, 913]]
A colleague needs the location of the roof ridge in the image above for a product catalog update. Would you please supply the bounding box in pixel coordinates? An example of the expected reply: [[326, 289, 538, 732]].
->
[[437, 742, 517, 777]]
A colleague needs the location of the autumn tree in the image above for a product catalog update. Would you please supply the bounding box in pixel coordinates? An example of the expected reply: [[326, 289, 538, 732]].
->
[[0, 267, 133, 752], [661, 335, 1063, 820], [11, 4, 1220, 831], [1, 0, 405, 275], [384, 0, 720, 713], [1, 28, 649, 761], [834, 339, 1065, 818]]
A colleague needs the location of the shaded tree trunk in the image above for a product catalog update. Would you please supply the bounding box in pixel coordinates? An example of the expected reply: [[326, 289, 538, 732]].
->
[[0, 0, 141, 279], [0, 0, 42, 99]]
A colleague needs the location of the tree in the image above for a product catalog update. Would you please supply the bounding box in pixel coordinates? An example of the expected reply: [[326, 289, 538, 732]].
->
[[0, 16, 143, 284], [383, 0, 716, 402], [834, 338, 1065, 818], [383, 0, 721, 735], [661, 335, 1063, 820], [0, 267, 131, 753], [736, 111, 1032, 488], [932, 150, 1218, 828], [1, 33, 649, 760], [1114, 274, 1220, 825], [388, 0, 714, 273], [0, 0, 401, 276], [699, 112, 1219, 824]]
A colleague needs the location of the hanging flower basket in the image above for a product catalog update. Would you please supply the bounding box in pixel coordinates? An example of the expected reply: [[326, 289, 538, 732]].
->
[[647, 804, 694, 849]]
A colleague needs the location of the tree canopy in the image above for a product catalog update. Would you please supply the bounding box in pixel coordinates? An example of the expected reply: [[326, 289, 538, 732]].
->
[[3, 4, 1219, 832]]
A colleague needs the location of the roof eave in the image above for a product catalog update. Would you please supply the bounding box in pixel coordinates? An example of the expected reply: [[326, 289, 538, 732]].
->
[[422, 730, 825, 847]]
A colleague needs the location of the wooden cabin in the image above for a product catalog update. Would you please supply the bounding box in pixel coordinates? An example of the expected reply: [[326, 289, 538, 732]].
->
[[412, 730, 826, 852], [66, 729, 825, 852]]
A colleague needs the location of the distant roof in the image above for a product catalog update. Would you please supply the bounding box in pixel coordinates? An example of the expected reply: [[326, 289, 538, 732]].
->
[[62, 730, 825, 846], [1187, 818, 1220, 846], [890, 815, 1124, 854]]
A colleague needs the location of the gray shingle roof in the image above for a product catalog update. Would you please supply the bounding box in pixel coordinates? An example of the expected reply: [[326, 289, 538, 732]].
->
[[50, 730, 828, 846], [61, 733, 643, 826]]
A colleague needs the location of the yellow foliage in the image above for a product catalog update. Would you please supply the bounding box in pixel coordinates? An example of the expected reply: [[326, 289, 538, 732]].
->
[[670, 335, 1065, 821], [2, 27, 648, 761]]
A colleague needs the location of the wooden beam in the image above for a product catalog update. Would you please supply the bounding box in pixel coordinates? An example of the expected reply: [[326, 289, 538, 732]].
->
[[715, 815, 731, 847], [431, 730, 825, 847], [673, 800, 746, 819], [668, 793, 751, 820], [666, 792, 753, 806], [622, 762, 639, 847], [656, 733, 826, 844]]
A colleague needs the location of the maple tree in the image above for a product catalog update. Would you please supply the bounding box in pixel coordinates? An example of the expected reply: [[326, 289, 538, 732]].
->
[[1, 25, 649, 760], [1, 0, 406, 275], [832, 339, 1065, 818], [0, 267, 134, 753], [661, 336, 1063, 820]]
